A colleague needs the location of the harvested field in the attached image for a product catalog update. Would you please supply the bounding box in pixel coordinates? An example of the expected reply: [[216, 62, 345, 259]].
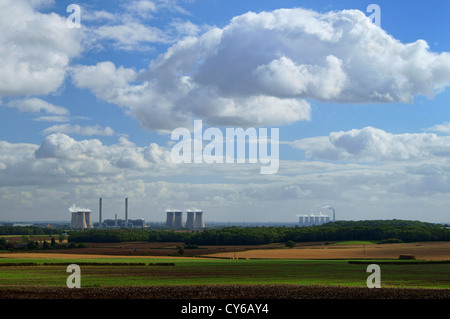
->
[[1, 285, 449, 299], [205, 242, 450, 261], [0, 242, 271, 257]]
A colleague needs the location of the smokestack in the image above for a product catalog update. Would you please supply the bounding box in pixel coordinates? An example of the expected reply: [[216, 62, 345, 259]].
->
[[322, 206, 335, 222], [115, 213, 118, 227], [194, 210, 205, 229], [173, 210, 184, 228], [185, 210, 195, 230], [165, 210, 174, 228], [125, 198, 128, 227], [99, 198, 102, 228]]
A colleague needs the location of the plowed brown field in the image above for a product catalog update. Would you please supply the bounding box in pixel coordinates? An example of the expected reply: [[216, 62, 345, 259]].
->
[[1, 285, 449, 299]]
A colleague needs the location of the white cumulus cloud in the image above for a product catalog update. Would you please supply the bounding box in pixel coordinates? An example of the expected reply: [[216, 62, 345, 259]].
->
[[291, 126, 450, 162], [71, 7, 450, 131], [42, 124, 115, 136], [0, 0, 83, 97]]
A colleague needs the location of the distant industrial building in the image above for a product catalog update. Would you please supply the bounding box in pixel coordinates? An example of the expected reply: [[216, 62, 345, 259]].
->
[[298, 214, 330, 227], [102, 218, 145, 228], [97, 198, 145, 228], [165, 209, 205, 230]]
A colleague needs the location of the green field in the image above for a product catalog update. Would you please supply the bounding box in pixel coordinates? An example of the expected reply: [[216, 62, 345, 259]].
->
[[0, 257, 449, 289]]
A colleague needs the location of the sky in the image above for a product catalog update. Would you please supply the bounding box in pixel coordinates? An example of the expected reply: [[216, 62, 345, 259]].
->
[[1, 0, 450, 224]]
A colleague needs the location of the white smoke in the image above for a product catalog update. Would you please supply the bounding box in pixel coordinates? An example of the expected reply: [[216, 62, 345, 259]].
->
[[68, 203, 91, 212]]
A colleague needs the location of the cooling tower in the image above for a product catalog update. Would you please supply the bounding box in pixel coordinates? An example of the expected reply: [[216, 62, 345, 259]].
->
[[314, 215, 320, 225], [194, 210, 205, 229], [320, 215, 325, 224], [77, 212, 87, 229], [85, 211, 93, 228], [165, 211, 174, 228], [185, 210, 195, 230], [70, 212, 77, 228], [174, 210, 184, 228]]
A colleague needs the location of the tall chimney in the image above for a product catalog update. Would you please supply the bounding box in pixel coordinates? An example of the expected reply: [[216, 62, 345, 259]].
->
[[99, 198, 102, 228], [125, 198, 128, 227]]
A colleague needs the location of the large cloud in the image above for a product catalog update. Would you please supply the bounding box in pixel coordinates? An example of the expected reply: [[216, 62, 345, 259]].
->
[[34, 133, 173, 169], [0, 134, 173, 188], [0, 0, 83, 97], [291, 126, 450, 162], [72, 7, 450, 131]]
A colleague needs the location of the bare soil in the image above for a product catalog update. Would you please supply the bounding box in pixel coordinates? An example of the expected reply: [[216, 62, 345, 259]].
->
[[1, 285, 449, 299]]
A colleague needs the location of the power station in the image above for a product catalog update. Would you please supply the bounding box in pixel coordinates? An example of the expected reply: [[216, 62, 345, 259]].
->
[[296, 206, 337, 227], [298, 214, 330, 227], [70, 198, 145, 229], [165, 209, 205, 230]]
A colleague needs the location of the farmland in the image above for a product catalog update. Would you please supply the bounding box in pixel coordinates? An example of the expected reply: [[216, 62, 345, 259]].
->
[[1, 221, 450, 300], [0, 240, 449, 300], [0, 256, 449, 288]]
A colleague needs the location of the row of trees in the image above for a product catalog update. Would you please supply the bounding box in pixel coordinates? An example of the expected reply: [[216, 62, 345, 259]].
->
[[68, 229, 150, 243], [0, 236, 87, 251], [66, 220, 450, 245], [0, 226, 63, 236]]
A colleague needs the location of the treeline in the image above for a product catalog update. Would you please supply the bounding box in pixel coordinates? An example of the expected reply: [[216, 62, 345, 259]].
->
[[0, 226, 63, 236], [0, 236, 86, 252], [150, 221, 450, 245], [68, 229, 149, 243], [67, 220, 450, 245]]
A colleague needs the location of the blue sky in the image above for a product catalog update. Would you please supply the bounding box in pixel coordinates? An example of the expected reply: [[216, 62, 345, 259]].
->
[[1, 0, 450, 223]]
